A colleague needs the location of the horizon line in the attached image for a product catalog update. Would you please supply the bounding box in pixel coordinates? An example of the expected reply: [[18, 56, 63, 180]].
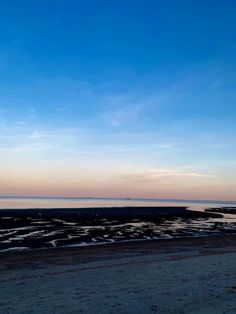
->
[[0, 195, 235, 204]]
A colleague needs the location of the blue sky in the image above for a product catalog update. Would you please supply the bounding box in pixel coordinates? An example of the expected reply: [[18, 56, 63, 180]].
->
[[0, 1, 235, 200]]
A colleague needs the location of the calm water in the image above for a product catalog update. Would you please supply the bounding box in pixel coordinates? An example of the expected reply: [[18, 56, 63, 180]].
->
[[0, 196, 236, 211]]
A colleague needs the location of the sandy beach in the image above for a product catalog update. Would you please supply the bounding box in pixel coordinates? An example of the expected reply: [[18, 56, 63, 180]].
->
[[0, 235, 235, 314]]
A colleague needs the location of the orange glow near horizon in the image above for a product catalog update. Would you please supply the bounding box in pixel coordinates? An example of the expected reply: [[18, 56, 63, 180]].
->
[[1, 164, 235, 202]]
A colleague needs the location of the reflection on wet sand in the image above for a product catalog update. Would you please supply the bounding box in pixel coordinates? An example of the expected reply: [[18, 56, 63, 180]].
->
[[0, 206, 235, 251]]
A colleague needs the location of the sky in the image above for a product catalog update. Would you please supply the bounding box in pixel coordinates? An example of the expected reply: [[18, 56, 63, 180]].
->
[[0, 0, 235, 200]]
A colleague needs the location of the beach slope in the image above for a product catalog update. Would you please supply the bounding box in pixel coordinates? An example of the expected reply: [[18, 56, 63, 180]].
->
[[0, 235, 235, 314]]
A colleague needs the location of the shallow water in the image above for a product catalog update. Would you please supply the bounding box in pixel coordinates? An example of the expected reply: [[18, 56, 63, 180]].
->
[[0, 197, 235, 252], [0, 214, 235, 251]]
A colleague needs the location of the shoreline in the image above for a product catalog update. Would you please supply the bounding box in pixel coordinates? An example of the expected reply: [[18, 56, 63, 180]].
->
[[1, 234, 235, 265], [0, 232, 235, 255]]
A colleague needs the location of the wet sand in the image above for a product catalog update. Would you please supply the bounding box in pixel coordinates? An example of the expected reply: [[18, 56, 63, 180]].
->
[[1, 206, 228, 251], [0, 206, 222, 218], [0, 235, 235, 313], [205, 207, 236, 215]]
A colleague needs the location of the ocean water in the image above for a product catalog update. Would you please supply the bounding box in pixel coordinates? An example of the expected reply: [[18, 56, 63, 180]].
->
[[0, 196, 236, 211]]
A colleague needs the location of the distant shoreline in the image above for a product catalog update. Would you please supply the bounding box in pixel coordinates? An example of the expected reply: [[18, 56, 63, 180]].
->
[[1, 195, 236, 203]]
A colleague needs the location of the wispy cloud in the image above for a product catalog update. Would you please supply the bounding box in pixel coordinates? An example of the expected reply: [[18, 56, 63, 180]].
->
[[104, 105, 142, 126], [147, 168, 211, 178], [28, 131, 43, 140], [121, 168, 214, 184]]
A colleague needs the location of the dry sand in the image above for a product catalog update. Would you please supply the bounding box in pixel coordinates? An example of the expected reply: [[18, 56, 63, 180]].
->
[[0, 235, 236, 314]]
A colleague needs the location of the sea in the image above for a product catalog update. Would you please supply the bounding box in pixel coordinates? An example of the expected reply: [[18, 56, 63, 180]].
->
[[0, 195, 236, 211], [0, 196, 235, 252]]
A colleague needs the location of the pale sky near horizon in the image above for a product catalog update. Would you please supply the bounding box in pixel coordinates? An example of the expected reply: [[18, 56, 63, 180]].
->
[[0, 1, 236, 201]]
